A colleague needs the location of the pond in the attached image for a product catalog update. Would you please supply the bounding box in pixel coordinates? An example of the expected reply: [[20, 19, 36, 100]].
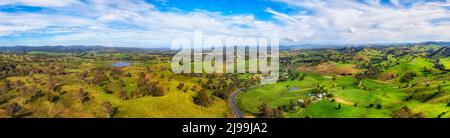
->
[[288, 87, 299, 92], [112, 62, 131, 67]]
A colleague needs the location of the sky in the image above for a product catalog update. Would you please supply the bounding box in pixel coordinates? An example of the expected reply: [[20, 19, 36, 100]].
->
[[0, 0, 449, 47]]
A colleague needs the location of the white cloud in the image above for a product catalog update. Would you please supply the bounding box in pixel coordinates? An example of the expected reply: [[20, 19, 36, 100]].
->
[[271, 0, 450, 44], [0, 0, 80, 7], [0, 0, 449, 47]]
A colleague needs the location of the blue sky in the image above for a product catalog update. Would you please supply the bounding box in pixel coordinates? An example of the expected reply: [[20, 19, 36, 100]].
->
[[0, 0, 449, 47]]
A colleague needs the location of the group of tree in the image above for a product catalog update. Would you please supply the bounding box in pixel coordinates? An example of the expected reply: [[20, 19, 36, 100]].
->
[[392, 106, 425, 118], [102, 101, 117, 118], [91, 72, 109, 85], [110, 68, 122, 80], [258, 103, 283, 118], [76, 88, 89, 103], [135, 72, 165, 98], [400, 72, 417, 83], [193, 89, 214, 107]]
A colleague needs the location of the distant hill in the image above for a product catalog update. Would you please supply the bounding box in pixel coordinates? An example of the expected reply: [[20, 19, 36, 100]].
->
[[282, 41, 450, 50], [1, 41, 448, 53], [0, 46, 168, 53]]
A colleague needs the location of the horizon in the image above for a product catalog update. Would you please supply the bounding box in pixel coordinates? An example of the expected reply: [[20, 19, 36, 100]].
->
[[0, 41, 449, 51], [0, 0, 449, 47]]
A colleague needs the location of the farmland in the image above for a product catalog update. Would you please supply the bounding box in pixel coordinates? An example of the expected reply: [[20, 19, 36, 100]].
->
[[1, 43, 450, 118], [238, 43, 450, 118]]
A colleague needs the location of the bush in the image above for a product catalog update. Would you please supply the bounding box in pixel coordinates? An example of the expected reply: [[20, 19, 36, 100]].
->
[[193, 89, 213, 107], [177, 83, 185, 90], [103, 86, 113, 94], [119, 89, 128, 100], [76, 88, 89, 103], [392, 106, 425, 118], [3, 103, 22, 117], [102, 101, 117, 118], [376, 104, 382, 109], [400, 72, 416, 83], [0, 94, 7, 104]]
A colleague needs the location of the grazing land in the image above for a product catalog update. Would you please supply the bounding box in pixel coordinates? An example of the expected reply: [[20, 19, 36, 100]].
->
[[1, 42, 450, 118], [238, 42, 450, 118]]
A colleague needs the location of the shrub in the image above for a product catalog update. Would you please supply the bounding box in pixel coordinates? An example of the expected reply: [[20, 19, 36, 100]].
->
[[376, 104, 382, 109], [119, 89, 128, 100], [193, 89, 213, 107], [400, 72, 416, 83], [102, 101, 117, 118], [76, 88, 89, 103]]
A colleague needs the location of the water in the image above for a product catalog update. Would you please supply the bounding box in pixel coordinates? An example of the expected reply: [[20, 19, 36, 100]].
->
[[112, 62, 131, 67], [288, 87, 299, 91]]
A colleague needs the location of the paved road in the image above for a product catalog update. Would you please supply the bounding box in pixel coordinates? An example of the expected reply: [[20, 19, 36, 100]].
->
[[229, 89, 244, 118], [229, 85, 258, 118]]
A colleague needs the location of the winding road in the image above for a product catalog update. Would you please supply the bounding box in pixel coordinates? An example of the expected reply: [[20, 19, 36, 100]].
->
[[229, 85, 258, 118], [229, 89, 244, 118]]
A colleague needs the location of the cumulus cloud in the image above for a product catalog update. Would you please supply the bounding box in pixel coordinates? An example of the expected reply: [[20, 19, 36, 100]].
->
[[0, 0, 449, 47], [273, 0, 450, 43], [0, 0, 80, 7]]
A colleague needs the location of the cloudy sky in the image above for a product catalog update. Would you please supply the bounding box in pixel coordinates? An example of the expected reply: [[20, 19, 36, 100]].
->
[[0, 0, 449, 47]]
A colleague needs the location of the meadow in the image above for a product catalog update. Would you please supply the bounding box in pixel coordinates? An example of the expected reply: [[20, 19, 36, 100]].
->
[[238, 44, 450, 118], [1, 43, 450, 118]]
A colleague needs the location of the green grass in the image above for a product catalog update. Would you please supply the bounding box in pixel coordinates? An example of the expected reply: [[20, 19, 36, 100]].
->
[[1, 62, 230, 118], [440, 57, 450, 70], [384, 57, 437, 77], [237, 70, 450, 118], [114, 53, 129, 59], [287, 101, 391, 118]]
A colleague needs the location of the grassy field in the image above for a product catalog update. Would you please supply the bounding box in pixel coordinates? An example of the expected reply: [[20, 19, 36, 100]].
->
[[0, 59, 231, 118], [238, 66, 450, 118]]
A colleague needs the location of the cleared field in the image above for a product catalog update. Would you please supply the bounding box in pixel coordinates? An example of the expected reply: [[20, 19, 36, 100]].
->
[[298, 62, 363, 75], [237, 70, 450, 118]]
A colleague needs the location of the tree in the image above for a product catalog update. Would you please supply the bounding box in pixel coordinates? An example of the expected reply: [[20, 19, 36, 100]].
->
[[76, 88, 89, 103], [138, 81, 165, 97], [193, 89, 213, 107], [289, 100, 296, 111], [151, 85, 165, 97], [3, 103, 22, 117], [45, 78, 55, 92], [103, 86, 113, 94], [125, 73, 132, 77], [119, 89, 128, 100], [437, 85, 443, 92], [110, 68, 122, 80], [81, 71, 89, 80], [46, 92, 59, 103], [139, 72, 146, 78], [1, 80, 10, 94], [137, 77, 148, 87], [298, 73, 305, 81], [258, 103, 272, 118], [91, 73, 108, 85], [118, 80, 126, 88], [0, 94, 7, 104], [434, 63, 446, 71], [392, 106, 424, 118], [400, 72, 416, 83], [272, 107, 284, 118], [312, 85, 326, 95], [177, 83, 185, 90], [130, 91, 140, 98], [302, 99, 313, 107], [24, 85, 41, 103], [376, 104, 382, 109], [102, 101, 117, 118]]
